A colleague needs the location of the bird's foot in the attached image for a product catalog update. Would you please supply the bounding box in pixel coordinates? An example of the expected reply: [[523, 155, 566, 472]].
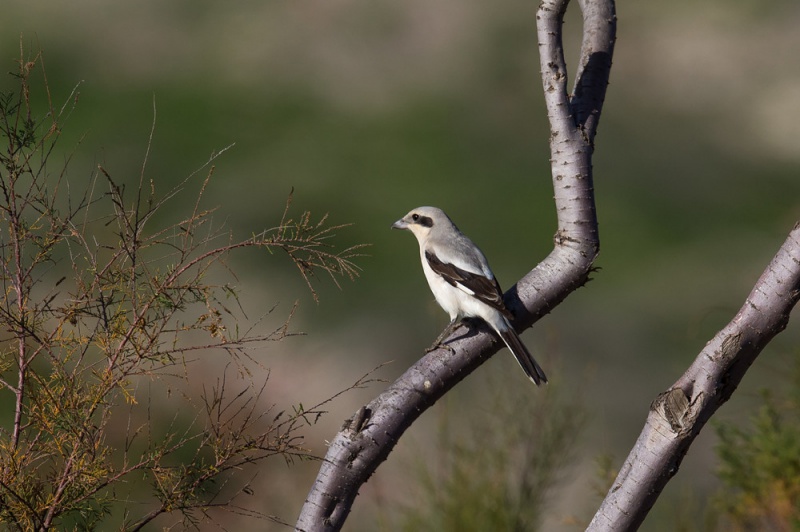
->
[[425, 319, 460, 354], [425, 340, 456, 355]]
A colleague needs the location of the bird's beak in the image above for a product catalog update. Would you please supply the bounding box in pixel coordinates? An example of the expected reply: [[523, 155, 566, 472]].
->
[[391, 218, 408, 230]]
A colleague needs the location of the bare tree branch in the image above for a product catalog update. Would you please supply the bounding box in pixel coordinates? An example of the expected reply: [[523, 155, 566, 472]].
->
[[588, 222, 800, 531], [295, 1, 616, 530]]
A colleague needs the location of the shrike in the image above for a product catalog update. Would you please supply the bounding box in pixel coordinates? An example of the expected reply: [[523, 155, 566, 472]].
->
[[392, 206, 547, 385]]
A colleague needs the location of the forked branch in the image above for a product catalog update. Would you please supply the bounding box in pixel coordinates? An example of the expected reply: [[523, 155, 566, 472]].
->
[[295, 1, 616, 530]]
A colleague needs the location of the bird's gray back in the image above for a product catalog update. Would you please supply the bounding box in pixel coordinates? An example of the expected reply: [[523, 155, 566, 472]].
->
[[427, 229, 493, 279]]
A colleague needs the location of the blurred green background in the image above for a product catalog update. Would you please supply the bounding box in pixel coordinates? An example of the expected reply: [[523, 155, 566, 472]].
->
[[3, 0, 800, 529]]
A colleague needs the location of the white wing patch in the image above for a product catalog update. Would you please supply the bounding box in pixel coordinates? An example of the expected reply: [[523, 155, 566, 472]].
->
[[453, 281, 475, 296]]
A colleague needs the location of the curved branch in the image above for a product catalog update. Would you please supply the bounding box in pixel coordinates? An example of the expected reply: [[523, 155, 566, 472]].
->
[[572, 0, 616, 137], [295, 1, 616, 530], [537, 0, 572, 133], [587, 222, 800, 531]]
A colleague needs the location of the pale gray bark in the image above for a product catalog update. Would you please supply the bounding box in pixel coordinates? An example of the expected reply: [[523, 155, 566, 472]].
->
[[587, 223, 800, 531], [294, 1, 800, 530], [295, 1, 615, 530]]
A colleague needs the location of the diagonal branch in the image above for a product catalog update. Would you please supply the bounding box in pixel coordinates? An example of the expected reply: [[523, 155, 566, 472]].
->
[[587, 222, 800, 531], [295, 1, 616, 530]]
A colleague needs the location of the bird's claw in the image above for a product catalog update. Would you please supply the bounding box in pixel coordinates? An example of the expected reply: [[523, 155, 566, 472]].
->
[[425, 341, 456, 355]]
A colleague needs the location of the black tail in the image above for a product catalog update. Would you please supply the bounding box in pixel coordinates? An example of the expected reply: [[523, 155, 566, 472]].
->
[[496, 323, 548, 386]]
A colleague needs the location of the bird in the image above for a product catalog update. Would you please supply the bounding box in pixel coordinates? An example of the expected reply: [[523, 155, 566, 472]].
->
[[392, 206, 547, 385]]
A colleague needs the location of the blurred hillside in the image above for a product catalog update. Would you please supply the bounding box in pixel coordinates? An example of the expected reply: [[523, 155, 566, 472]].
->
[[2, 0, 800, 529]]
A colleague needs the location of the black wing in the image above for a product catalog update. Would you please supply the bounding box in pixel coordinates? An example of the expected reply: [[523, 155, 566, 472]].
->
[[425, 250, 513, 319]]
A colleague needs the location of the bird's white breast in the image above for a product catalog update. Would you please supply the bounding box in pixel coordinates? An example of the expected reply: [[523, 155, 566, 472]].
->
[[420, 251, 497, 323]]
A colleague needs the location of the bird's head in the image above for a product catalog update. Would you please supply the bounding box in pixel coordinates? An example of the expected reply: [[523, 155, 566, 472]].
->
[[391, 206, 452, 241]]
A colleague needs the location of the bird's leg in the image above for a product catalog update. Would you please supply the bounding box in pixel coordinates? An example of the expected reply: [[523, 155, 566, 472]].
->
[[426, 319, 459, 353]]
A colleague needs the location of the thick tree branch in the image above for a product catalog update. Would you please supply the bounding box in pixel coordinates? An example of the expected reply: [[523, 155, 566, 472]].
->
[[587, 222, 800, 531], [295, 1, 615, 530]]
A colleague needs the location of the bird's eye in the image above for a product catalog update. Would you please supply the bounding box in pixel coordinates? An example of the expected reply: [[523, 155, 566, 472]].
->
[[411, 214, 419, 221]]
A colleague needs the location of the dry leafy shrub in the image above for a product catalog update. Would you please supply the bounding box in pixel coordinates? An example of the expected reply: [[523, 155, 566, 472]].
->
[[0, 47, 368, 530]]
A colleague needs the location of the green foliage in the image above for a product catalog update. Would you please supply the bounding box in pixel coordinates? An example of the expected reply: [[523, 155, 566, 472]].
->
[[396, 370, 585, 532], [0, 48, 365, 529], [714, 365, 800, 531]]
